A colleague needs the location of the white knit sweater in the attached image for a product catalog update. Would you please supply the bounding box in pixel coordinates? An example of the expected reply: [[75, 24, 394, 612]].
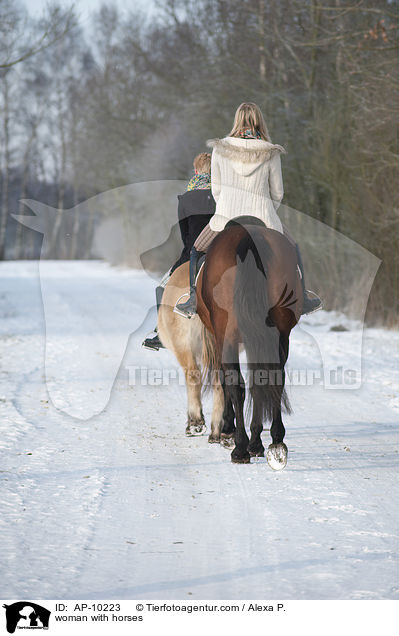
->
[[206, 137, 286, 233]]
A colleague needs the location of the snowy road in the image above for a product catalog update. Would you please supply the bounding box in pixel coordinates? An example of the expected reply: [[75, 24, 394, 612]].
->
[[1, 261, 398, 600]]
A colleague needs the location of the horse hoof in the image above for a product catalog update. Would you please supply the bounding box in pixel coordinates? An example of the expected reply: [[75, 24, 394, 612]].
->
[[266, 443, 288, 471], [231, 450, 251, 464], [249, 448, 265, 458], [221, 434, 235, 449], [208, 434, 220, 444], [185, 421, 206, 436]]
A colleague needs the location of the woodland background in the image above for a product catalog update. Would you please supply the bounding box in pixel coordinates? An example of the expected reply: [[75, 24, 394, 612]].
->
[[0, 0, 398, 324]]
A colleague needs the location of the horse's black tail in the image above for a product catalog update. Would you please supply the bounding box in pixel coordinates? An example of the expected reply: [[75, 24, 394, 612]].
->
[[234, 229, 291, 423]]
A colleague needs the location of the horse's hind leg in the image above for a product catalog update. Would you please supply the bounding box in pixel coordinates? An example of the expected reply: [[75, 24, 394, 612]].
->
[[220, 377, 235, 449], [270, 402, 286, 445], [248, 390, 265, 457], [267, 395, 288, 470], [267, 335, 289, 470], [222, 345, 249, 464]]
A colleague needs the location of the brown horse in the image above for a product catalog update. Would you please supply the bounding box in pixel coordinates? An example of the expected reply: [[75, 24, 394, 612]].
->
[[196, 217, 303, 468]]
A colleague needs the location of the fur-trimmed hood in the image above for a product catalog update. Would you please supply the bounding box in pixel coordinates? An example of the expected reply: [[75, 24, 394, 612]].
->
[[207, 136, 286, 164]]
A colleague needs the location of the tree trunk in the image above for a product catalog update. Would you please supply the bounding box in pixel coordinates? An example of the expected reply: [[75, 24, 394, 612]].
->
[[16, 126, 38, 258], [258, 0, 266, 81], [48, 81, 67, 257], [0, 72, 10, 260]]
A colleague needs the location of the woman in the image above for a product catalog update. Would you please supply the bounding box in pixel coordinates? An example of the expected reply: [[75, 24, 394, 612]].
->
[[175, 102, 322, 318]]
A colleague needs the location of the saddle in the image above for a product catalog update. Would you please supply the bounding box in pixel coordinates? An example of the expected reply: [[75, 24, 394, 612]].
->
[[225, 215, 267, 229]]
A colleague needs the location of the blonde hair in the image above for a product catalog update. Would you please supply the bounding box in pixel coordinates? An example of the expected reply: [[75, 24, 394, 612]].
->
[[228, 102, 271, 141], [193, 152, 211, 173]]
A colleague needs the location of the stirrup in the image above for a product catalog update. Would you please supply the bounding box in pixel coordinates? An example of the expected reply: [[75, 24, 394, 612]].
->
[[173, 292, 196, 319], [142, 339, 161, 351], [303, 290, 323, 315], [142, 329, 164, 351]]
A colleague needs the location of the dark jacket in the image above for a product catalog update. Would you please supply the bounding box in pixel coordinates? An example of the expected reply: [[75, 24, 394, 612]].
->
[[170, 188, 215, 273]]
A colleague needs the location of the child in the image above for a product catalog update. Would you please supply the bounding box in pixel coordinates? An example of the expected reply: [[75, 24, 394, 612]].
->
[[142, 152, 215, 351]]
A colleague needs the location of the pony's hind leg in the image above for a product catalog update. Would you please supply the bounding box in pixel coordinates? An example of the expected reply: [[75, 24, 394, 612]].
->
[[181, 355, 206, 436], [208, 373, 224, 444]]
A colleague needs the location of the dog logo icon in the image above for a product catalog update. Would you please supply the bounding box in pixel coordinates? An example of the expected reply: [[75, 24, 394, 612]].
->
[[3, 602, 50, 633]]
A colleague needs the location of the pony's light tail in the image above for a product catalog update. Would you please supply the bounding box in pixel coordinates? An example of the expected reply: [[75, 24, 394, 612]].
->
[[234, 230, 291, 422], [200, 323, 219, 395]]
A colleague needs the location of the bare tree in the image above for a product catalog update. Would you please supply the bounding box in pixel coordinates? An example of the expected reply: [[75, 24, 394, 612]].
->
[[0, 1, 76, 69]]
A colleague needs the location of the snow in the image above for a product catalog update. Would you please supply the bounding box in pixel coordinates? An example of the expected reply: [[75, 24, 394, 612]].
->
[[0, 260, 398, 600]]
